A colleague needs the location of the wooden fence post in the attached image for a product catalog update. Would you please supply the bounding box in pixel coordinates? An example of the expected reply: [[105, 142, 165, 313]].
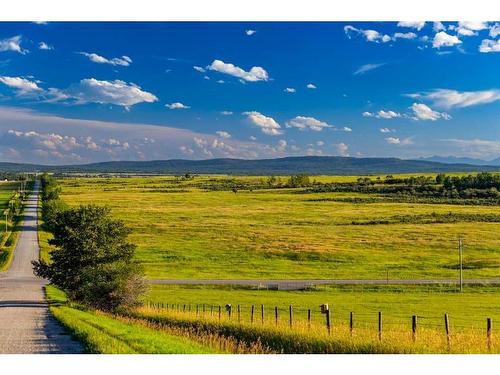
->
[[350, 312, 354, 336], [326, 309, 331, 335], [444, 313, 450, 350], [378, 312, 382, 341], [412, 315, 417, 342], [202, 304, 205, 317], [261, 304, 265, 324], [183, 304, 186, 312], [237, 305, 241, 323], [289, 305, 293, 329], [251, 305, 255, 324], [210, 305, 213, 316], [275, 306, 279, 326], [218, 305, 221, 321], [196, 304, 199, 318], [228, 305, 232, 320], [487, 318, 492, 352], [308, 309, 311, 329]]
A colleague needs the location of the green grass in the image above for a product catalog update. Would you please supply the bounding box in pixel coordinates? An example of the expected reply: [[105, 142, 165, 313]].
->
[[56, 175, 500, 280], [0, 181, 21, 271], [145, 284, 500, 331], [45, 285, 216, 354]]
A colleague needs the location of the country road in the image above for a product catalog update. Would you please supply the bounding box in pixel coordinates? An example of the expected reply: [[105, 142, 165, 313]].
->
[[0, 181, 82, 354], [149, 277, 500, 290]]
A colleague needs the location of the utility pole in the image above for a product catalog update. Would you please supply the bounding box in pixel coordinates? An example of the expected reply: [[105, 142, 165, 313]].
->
[[458, 238, 463, 292]]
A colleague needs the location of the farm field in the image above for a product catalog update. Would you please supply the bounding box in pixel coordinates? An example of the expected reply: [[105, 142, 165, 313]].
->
[[56, 175, 500, 280]]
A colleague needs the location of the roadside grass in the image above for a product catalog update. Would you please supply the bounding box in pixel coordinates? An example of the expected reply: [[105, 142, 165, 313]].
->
[[45, 285, 217, 354], [0, 182, 23, 271], [131, 305, 498, 354], [145, 284, 500, 331], [58, 175, 500, 280]]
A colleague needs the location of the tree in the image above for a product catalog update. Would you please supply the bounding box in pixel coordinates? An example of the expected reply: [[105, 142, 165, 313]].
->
[[33, 204, 145, 312]]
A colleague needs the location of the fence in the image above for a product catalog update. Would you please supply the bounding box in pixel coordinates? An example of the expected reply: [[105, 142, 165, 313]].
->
[[145, 301, 495, 351]]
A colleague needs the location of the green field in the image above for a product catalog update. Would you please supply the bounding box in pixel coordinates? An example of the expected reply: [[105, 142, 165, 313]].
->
[[0, 181, 21, 270], [57, 175, 500, 280]]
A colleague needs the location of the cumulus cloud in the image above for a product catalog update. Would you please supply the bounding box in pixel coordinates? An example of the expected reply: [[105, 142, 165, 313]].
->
[[245, 30, 256, 36], [284, 87, 296, 93], [0, 36, 26, 54], [457, 21, 489, 36], [306, 83, 317, 89], [285, 116, 332, 131], [433, 22, 445, 32], [409, 89, 500, 109], [79, 52, 132, 66], [432, 32, 462, 48], [393, 32, 417, 40], [380, 128, 395, 133], [397, 21, 426, 31], [38, 42, 53, 50], [208, 59, 269, 82], [215, 130, 231, 139], [277, 139, 287, 151], [333, 142, 349, 156], [243, 111, 282, 135], [479, 39, 500, 53], [0, 76, 42, 94], [193, 66, 206, 73], [344, 25, 391, 43], [410, 103, 450, 121], [385, 137, 413, 145], [362, 110, 401, 119], [353, 63, 386, 75], [490, 23, 500, 38], [166, 102, 190, 109], [442, 138, 500, 159]]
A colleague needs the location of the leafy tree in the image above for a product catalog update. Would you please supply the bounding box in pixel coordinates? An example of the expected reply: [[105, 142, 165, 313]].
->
[[33, 204, 145, 312], [287, 174, 311, 188]]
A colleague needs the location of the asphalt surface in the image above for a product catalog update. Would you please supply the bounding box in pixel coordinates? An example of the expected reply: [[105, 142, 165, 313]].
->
[[0, 182, 82, 354]]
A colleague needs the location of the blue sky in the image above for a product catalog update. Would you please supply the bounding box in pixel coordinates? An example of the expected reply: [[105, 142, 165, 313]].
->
[[0, 21, 499, 164]]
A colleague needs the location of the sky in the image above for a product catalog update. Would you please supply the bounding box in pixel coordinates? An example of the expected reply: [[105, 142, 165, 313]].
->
[[0, 21, 499, 165]]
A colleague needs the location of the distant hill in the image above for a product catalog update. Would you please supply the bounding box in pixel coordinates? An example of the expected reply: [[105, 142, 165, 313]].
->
[[419, 156, 500, 166], [1, 156, 500, 175]]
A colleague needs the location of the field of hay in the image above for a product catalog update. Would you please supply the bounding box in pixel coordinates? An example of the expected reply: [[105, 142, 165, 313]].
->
[[56, 175, 500, 280]]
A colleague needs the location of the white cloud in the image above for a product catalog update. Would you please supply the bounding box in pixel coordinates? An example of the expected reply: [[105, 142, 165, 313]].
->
[[285, 116, 332, 132], [410, 103, 451, 121], [79, 52, 132, 66], [249, 136, 257, 141], [38, 42, 53, 50], [341, 126, 352, 132], [180, 145, 194, 155], [306, 83, 316, 89], [353, 63, 386, 75], [344, 25, 391, 43], [393, 32, 417, 40], [284, 87, 296, 93], [432, 32, 462, 48], [385, 137, 413, 145], [0, 36, 26, 54], [166, 102, 190, 109], [316, 141, 324, 146], [397, 21, 426, 31], [490, 23, 500, 38], [208, 59, 269, 82], [0, 76, 42, 94], [380, 128, 394, 133], [245, 30, 256, 36], [215, 131, 231, 139], [362, 110, 401, 119], [442, 138, 500, 159], [193, 66, 206, 73], [458, 21, 489, 31], [220, 111, 233, 115], [433, 22, 445, 32], [243, 111, 282, 135], [277, 139, 287, 151], [479, 39, 500, 53], [333, 142, 349, 156], [410, 89, 500, 109]]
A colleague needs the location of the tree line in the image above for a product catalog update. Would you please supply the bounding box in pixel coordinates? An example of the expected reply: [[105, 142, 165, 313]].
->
[[34, 174, 145, 312]]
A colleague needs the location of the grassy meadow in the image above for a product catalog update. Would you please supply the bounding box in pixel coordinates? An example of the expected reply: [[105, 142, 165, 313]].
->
[[0, 181, 20, 270], [55, 175, 500, 280]]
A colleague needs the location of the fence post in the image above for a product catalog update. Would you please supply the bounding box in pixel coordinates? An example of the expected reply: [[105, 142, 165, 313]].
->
[[289, 305, 293, 329], [444, 313, 450, 350], [378, 312, 382, 341], [237, 305, 241, 323], [218, 305, 221, 321], [412, 315, 417, 342], [261, 304, 265, 324], [275, 307, 279, 326], [210, 305, 213, 316], [202, 304, 205, 317], [251, 305, 255, 324], [196, 304, 199, 318], [183, 304, 186, 312], [326, 309, 331, 335], [308, 309, 311, 329], [350, 312, 354, 336], [188, 304, 191, 313], [228, 305, 232, 320], [487, 318, 492, 352]]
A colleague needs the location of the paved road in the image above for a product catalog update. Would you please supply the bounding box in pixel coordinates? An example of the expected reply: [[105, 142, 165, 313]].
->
[[149, 277, 500, 290], [0, 182, 82, 354]]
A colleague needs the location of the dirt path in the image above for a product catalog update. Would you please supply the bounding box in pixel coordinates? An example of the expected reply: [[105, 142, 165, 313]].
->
[[0, 182, 82, 354]]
